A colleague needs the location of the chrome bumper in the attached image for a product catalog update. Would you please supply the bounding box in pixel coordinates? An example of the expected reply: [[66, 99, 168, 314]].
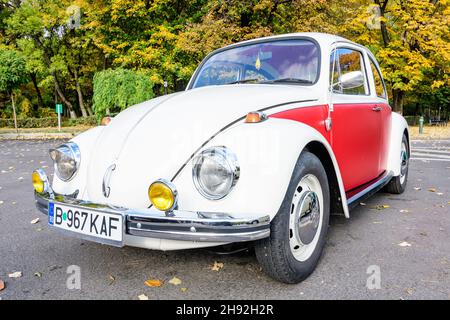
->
[[35, 192, 270, 244]]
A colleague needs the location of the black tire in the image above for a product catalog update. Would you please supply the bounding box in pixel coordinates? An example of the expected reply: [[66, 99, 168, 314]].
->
[[385, 134, 409, 194], [255, 151, 330, 284]]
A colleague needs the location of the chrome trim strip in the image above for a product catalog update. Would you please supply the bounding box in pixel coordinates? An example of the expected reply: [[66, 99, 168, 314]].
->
[[34, 192, 270, 243], [347, 171, 393, 208]]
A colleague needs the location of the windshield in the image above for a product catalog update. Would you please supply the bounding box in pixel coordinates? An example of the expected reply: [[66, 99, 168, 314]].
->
[[191, 39, 320, 89]]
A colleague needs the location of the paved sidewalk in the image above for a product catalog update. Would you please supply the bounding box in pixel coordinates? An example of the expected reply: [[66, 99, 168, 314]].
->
[[0, 132, 77, 140]]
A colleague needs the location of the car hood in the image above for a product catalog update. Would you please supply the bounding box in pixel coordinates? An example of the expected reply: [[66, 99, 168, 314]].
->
[[85, 84, 319, 207]]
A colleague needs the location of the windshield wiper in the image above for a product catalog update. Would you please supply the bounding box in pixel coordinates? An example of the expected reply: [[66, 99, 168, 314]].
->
[[225, 78, 262, 85], [262, 78, 313, 85]]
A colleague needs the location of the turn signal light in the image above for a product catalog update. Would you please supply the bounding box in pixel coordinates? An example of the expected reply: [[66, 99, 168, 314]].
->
[[245, 111, 267, 123], [101, 117, 112, 126], [148, 179, 178, 212]]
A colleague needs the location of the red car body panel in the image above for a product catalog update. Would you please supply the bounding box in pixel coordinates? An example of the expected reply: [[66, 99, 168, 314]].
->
[[270, 102, 392, 193]]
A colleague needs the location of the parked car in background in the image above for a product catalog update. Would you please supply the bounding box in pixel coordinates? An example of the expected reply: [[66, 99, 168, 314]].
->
[[32, 33, 409, 283]]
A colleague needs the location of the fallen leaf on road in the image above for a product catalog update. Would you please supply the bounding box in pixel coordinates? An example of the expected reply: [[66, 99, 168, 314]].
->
[[0, 201, 3, 205], [413, 187, 421, 191], [181, 287, 188, 293], [419, 232, 427, 237], [0, 279, 5, 291], [210, 261, 224, 271], [372, 221, 383, 224], [399, 209, 410, 213], [437, 192, 443, 196], [144, 279, 163, 287], [8, 271, 22, 278], [405, 288, 414, 295], [18, 177, 24, 180], [398, 241, 412, 247], [34, 272, 42, 278], [108, 274, 115, 285], [138, 294, 149, 300], [30, 218, 40, 224], [428, 188, 437, 192], [373, 204, 390, 210], [169, 277, 182, 286], [36, 228, 43, 232], [359, 202, 366, 206]]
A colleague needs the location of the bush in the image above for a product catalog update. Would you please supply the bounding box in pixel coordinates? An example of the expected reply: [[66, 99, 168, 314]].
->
[[62, 116, 98, 127], [0, 115, 97, 128], [0, 117, 58, 128]]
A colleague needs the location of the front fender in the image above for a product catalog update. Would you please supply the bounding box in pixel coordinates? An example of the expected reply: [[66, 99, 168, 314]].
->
[[173, 118, 349, 220]]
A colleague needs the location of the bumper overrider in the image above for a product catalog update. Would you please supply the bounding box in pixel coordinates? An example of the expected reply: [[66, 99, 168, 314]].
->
[[34, 184, 270, 247]]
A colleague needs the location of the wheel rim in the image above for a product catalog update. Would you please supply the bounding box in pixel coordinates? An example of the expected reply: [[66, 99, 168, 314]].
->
[[289, 174, 323, 262], [400, 141, 408, 185]]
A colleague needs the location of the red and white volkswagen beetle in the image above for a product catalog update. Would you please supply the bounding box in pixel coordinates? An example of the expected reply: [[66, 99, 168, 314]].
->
[[32, 33, 409, 283]]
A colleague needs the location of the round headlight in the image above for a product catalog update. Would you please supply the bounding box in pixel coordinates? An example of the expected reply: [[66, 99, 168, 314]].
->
[[192, 147, 240, 200], [49, 142, 81, 181]]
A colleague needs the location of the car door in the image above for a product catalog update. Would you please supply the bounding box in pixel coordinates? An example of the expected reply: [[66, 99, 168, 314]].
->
[[367, 54, 392, 174], [329, 47, 382, 192]]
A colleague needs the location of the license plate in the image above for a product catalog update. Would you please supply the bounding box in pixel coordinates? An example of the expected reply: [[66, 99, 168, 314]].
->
[[48, 202, 123, 246]]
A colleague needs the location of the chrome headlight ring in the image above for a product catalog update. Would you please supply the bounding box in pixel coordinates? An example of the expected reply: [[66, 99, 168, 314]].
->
[[49, 142, 81, 182], [192, 146, 240, 200]]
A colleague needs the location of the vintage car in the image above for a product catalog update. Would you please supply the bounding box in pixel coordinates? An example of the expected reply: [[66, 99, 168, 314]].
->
[[32, 33, 409, 284]]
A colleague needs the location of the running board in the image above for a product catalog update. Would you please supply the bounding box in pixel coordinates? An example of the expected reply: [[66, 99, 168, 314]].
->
[[347, 171, 394, 210]]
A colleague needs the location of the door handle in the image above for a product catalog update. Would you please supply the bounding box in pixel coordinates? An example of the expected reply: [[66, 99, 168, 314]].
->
[[372, 106, 382, 112]]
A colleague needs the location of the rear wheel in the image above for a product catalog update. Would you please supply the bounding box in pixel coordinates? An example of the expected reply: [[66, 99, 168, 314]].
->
[[255, 151, 330, 284], [385, 134, 409, 194]]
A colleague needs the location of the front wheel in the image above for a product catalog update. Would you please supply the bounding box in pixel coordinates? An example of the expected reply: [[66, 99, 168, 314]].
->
[[255, 151, 330, 284]]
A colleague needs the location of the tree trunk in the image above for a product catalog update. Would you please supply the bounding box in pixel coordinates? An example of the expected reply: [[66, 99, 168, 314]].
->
[[11, 92, 18, 133], [53, 72, 77, 119], [375, 0, 390, 46], [30, 72, 44, 112], [33, 37, 77, 119], [392, 89, 404, 114], [86, 105, 94, 116], [73, 69, 88, 117]]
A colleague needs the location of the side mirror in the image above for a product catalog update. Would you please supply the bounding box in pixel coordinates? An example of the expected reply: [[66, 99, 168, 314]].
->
[[339, 71, 364, 89]]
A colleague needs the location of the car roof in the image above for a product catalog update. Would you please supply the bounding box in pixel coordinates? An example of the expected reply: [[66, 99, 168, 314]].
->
[[217, 32, 358, 51]]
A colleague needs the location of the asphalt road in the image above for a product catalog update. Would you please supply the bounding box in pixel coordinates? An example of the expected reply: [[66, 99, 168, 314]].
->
[[0, 139, 449, 300]]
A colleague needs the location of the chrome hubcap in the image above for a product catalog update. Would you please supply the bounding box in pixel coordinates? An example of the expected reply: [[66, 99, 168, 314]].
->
[[289, 174, 323, 262], [295, 191, 320, 245]]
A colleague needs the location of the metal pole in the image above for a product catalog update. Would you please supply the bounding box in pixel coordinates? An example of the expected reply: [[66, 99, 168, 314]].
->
[[419, 116, 424, 134], [58, 112, 61, 132]]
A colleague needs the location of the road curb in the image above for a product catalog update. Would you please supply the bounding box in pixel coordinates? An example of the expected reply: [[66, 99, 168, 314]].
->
[[0, 132, 76, 140]]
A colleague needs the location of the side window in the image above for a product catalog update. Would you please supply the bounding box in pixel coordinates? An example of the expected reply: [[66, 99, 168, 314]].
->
[[369, 58, 387, 99], [330, 48, 369, 95]]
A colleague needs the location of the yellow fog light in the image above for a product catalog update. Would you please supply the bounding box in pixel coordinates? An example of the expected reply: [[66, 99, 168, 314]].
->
[[148, 179, 178, 211], [32, 169, 48, 194]]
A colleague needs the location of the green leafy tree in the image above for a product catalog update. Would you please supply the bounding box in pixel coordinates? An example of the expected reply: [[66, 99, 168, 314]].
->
[[0, 48, 29, 130], [92, 68, 154, 119]]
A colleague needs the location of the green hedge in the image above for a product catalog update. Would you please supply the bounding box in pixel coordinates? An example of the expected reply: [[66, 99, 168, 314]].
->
[[0, 116, 97, 128], [62, 116, 98, 127]]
